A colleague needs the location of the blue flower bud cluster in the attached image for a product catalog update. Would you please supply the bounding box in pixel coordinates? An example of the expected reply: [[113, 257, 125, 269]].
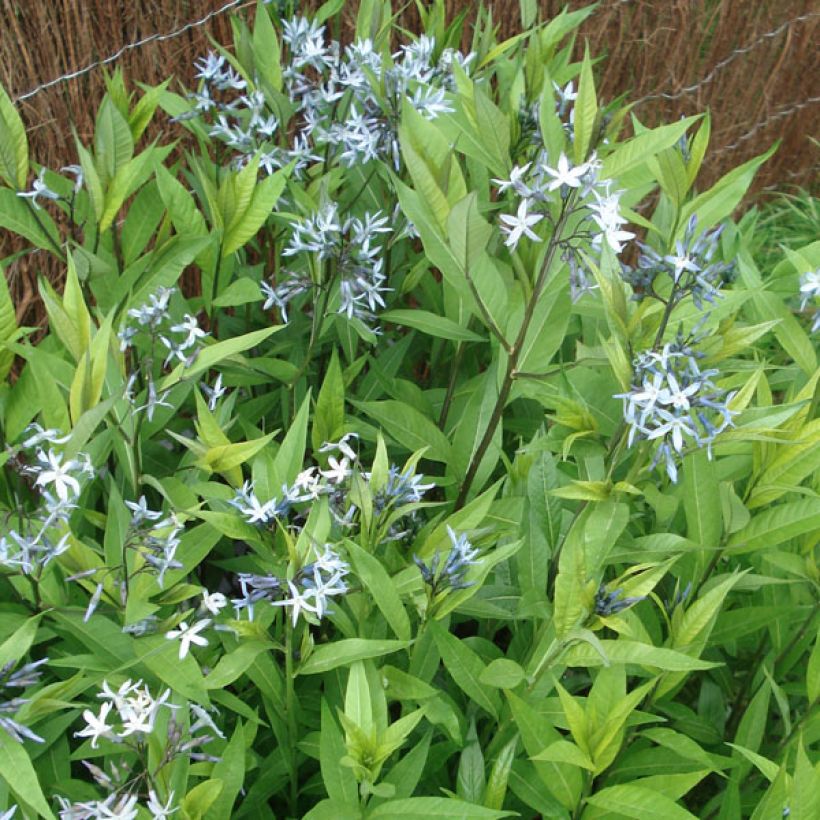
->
[[0, 658, 47, 744], [232, 544, 349, 626], [263, 203, 392, 328], [229, 436, 434, 545], [181, 19, 472, 177], [615, 338, 736, 483], [621, 215, 736, 309], [414, 526, 481, 595], [594, 584, 645, 617]]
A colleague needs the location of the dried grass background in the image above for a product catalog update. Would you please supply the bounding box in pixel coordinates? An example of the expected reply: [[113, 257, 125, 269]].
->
[[1, 0, 818, 331]]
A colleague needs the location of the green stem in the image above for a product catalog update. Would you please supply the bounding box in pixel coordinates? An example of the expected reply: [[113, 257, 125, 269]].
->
[[438, 342, 465, 430], [284, 617, 299, 815], [454, 197, 574, 510]]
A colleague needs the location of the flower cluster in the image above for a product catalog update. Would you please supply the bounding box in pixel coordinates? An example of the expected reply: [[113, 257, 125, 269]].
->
[[594, 584, 645, 617], [492, 150, 635, 301], [118, 287, 208, 422], [232, 543, 350, 626], [0, 426, 92, 576], [616, 339, 736, 482], [182, 17, 471, 177], [262, 203, 392, 327], [78, 496, 185, 623], [415, 526, 481, 596], [622, 215, 736, 308], [0, 658, 47, 744], [63, 680, 223, 818], [798, 268, 820, 333], [229, 434, 433, 542]]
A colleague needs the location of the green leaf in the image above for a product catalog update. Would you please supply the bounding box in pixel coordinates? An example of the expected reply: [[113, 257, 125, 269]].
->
[[0, 188, 61, 252], [212, 276, 264, 307], [505, 690, 582, 811], [321, 699, 359, 806], [725, 744, 779, 782], [737, 247, 816, 376], [368, 797, 512, 818], [223, 164, 289, 256], [162, 326, 280, 389], [478, 658, 525, 689], [573, 44, 597, 164], [727, 499, 820, 553], [381, 730, 432, 801], [682, 450, 722, 548], [381, 310, 484, 343], [585, 784, 697, 819], [457, 722, 486, 803], [791, 741, 819, 820], [0, 731, 55, 819], [347, 541, 412, 641], [273, 390, 310, 489], [95, 95, 134, 185], [602, 117, 700, 180], [354, 400, 451, 463], [482, 736, 516, 811], [253, 1, 282, 91], [205, 723, 246, 819], [0, 264, 17, 380], [204, 641, 272, 689], [0, 614, 43, 669], [523, 452, 562, 592], [430, 621, 500, 718], [298, 639, 410, 675], [531, 740, 595, 771], [100, 145, 170, 232], [182, 780, 224, 820], [679, 144, 777, 234], [312, 348, 345, 452], [562, 640, 721, 672], [0, 81, 28, 189]]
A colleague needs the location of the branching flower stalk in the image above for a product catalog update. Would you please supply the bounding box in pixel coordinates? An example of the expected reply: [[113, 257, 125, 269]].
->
[[454, 195, 575, 510]]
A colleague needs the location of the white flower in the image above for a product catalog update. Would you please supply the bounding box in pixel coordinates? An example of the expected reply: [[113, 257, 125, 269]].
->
[[798, 268, 820, 309], [165, 619, 211, 660], [271, 580, 320, 627], [499, 199, 544, 250], [320, 456, 352, 484], [170, 314, 208, 349], [147, 790, 177, 820], [542, 153, 588, 191], [61, 164, 84, 194], [125, 495, 163, 525], [201, 374, 226, 410], [664, 246, 701, 282], [202, 591, 228, 614], [34, 451, 81, 501], [17, 168, 60, 209], [75, 702, 115, 749], [492, 163, 532, 196]]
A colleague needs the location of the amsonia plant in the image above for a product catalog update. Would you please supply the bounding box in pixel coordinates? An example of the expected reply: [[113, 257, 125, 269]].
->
[[0, 1, 817, 818]]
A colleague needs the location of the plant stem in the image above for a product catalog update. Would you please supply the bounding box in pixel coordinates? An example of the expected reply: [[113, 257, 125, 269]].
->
[[454, 197, 573, 510], [438, 342, 465, 430], [284, 617, 299, 816]]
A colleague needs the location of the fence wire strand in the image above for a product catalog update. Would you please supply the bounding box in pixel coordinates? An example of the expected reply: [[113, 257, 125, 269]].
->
[[633, 10, 820, 106], [6, 0, 819, 187], [13, 0, 253, 103]]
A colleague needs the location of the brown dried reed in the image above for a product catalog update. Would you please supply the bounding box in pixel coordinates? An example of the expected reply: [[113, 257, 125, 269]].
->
[[1, 0, 817, 330]]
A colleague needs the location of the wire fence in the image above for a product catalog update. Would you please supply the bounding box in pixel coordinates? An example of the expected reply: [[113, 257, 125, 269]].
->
[[13, 0, 252, 104], [8, 0, 819, 172]]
